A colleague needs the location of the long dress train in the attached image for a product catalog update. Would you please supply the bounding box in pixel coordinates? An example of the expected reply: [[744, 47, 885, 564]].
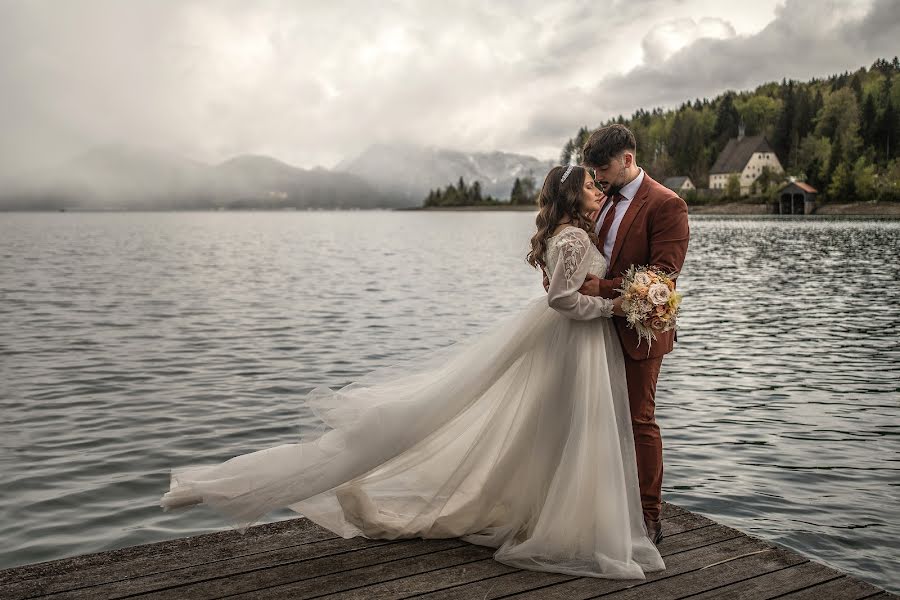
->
[[160, 226, 665, 579]]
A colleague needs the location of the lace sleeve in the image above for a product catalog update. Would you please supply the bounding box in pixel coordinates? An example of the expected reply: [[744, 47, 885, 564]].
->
[[546, 229, 615, 320]]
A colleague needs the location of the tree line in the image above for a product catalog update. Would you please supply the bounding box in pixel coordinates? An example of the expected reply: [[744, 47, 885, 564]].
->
[[423, 175, 538, 207], [559, 57, 900, 203]]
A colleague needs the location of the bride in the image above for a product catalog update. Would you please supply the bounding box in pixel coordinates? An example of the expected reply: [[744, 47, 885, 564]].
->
[[160, 164, 665, 579]]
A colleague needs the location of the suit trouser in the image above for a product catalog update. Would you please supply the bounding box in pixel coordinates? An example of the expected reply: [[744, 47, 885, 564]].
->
[[622, 353, 664, 523]]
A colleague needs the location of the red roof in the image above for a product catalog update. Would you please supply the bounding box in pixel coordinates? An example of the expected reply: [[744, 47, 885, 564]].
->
[[794, 181, 817, 193]]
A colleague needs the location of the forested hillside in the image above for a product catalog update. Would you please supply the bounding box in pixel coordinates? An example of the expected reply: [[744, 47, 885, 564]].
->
[[560, 58, 900, 202]]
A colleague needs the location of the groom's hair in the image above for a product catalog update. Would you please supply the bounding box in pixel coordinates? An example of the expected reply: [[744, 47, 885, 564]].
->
[[582, 124, 636, 168]]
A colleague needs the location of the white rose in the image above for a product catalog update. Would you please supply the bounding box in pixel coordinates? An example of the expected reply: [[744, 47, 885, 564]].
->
[[636, 299, 653, 316], [647, 283, 671, 305], [633, 272, 652, 287]]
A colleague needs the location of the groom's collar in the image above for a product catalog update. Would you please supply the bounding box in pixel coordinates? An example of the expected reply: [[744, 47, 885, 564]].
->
[[618, 168, 644, 202]]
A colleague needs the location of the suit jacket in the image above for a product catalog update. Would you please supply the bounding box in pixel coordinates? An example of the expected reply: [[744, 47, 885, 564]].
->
[[596, 173, 690, 361]]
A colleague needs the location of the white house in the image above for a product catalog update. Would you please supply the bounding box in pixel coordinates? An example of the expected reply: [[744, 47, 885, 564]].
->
[[709, 135, 783, 195], [662, 176, 695, 193]]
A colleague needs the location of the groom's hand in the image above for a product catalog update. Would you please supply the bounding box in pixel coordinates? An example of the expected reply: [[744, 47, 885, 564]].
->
[[579, 274, 601, 296]]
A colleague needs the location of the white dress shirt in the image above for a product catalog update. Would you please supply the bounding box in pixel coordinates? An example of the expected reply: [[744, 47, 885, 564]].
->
[[594, 168, 644, 267]]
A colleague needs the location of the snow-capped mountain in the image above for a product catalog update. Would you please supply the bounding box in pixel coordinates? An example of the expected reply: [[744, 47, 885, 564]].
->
[[336, 143, 554, 204]]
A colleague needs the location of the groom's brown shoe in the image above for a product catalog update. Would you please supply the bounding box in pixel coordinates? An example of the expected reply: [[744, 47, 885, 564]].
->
[[645, 518, 663, 545]]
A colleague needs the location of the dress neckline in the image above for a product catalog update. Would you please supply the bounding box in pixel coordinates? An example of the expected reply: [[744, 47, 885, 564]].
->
[[548, 225, 583, 239]]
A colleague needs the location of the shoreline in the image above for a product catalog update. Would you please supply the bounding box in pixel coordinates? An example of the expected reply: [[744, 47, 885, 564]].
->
[[408, 201, 900, 217], [398, 204, 539, 212], [687, 201, 900, 216], [404, 201, 900, 218], [2, 202, 899, 216]]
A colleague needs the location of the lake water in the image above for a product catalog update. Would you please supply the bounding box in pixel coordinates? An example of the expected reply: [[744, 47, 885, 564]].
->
[[1, 211, 898, 593]]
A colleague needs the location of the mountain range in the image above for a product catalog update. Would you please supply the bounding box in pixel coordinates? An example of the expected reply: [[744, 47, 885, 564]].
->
[[336, 143, 553, 202], [0, 143, 552, 210]]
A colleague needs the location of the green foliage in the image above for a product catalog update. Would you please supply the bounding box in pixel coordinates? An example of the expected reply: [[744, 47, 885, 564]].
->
[[875, 159, 900, 202], [423, 177, 499, 207], [827, 161, 854, 199], [853, 156, 878, 199], [735, 94, 782, 138], [797, 135, 832, 189], [559, 57, 900, 203], [510, 176, 538, 205], [725, 174, 741, 200], [816, 88, 862, 164]]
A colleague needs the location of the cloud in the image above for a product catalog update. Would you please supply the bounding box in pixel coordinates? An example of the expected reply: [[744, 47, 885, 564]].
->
[[0, 0, 894, 179], [590, 0, 899, 118], [642, 18, 736, 64]]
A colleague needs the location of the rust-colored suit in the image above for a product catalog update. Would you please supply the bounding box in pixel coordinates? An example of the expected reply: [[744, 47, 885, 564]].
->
[[595, 173, 690, 523]]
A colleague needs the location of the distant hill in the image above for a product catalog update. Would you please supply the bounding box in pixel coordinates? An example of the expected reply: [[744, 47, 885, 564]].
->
[[336, 143, 553, 204], [212, 155, 387, 209], [0, 146, 387, 210], [0, 143, 553, 210]]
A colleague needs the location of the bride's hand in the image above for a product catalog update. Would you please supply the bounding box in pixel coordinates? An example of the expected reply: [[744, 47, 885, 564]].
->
[[579, 274, 601, 296], [612, 296, 626, 317]]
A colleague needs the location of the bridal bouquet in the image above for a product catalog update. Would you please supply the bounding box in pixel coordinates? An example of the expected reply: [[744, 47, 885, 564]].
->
[[617, 266, 682, 348]]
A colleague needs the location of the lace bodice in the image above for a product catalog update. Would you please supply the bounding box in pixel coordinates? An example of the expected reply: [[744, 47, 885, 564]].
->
[[545, 227, 608, 282], [542, 226, 615, 320]]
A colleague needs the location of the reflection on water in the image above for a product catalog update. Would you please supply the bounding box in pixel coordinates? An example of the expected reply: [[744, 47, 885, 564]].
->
[[0, 212, 897, 592]]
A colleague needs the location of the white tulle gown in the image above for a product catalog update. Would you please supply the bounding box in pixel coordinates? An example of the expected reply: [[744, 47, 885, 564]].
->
[[161, 226, 665, 579]]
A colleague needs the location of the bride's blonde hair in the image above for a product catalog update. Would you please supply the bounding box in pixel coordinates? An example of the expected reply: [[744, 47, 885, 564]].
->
[[526, 165, 597, 269]]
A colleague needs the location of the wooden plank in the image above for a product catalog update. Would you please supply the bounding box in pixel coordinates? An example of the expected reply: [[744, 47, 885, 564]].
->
[[1, 518, 336, 599], [775, 575, 889, 600], [660, 523, 744, 555], [317, 558, 515, 600], [660, 501, 687, 520], [39, 536, 401, 600], [596, 547, 807, 600], [408, 568, 575, 600], [659, 510, 717, 536], [126, 539, 476, 600], [685, 560, 846, 599], [0, 507, 724, 600], [222, 543, 494, 600], [353, 522, 749, 600], [3, 504, 895, 600], [459, 533, 773, 600]]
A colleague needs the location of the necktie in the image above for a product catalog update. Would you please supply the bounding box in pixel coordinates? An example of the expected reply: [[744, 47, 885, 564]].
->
[[596, 193, 624, 252]]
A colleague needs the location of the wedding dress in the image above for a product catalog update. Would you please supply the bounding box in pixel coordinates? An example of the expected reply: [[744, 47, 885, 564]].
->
[[161, 226, 665, 579]]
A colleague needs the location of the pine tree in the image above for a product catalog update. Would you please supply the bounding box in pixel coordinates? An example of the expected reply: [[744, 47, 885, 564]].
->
[[773, 81, 795, 162], [713, 92, 740, 150], [471, 181, 483, 205], [877, 99, 898, 161], [510, 178, 523, 204], [861, 93, 878, 149], [520, 176, 536, 205]]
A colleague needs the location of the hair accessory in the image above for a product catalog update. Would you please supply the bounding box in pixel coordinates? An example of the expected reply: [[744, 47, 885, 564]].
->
[[560, 164, 575, 183]]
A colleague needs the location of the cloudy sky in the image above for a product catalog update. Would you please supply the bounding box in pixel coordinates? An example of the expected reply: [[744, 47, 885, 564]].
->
[[0, 0, 898, 177]]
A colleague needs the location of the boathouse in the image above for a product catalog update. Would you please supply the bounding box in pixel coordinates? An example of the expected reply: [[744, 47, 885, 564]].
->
[[778, 181, 817, 215]]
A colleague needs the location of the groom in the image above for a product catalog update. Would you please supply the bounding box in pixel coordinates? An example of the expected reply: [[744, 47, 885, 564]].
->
[[579, 124, 690, 543]]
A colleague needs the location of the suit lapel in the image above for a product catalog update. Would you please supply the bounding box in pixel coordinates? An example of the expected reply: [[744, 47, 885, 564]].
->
[[608, 176, 650, 272]]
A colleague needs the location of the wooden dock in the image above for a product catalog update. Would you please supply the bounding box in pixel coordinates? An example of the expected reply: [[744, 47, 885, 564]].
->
[[1, 503, 895, 599]]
